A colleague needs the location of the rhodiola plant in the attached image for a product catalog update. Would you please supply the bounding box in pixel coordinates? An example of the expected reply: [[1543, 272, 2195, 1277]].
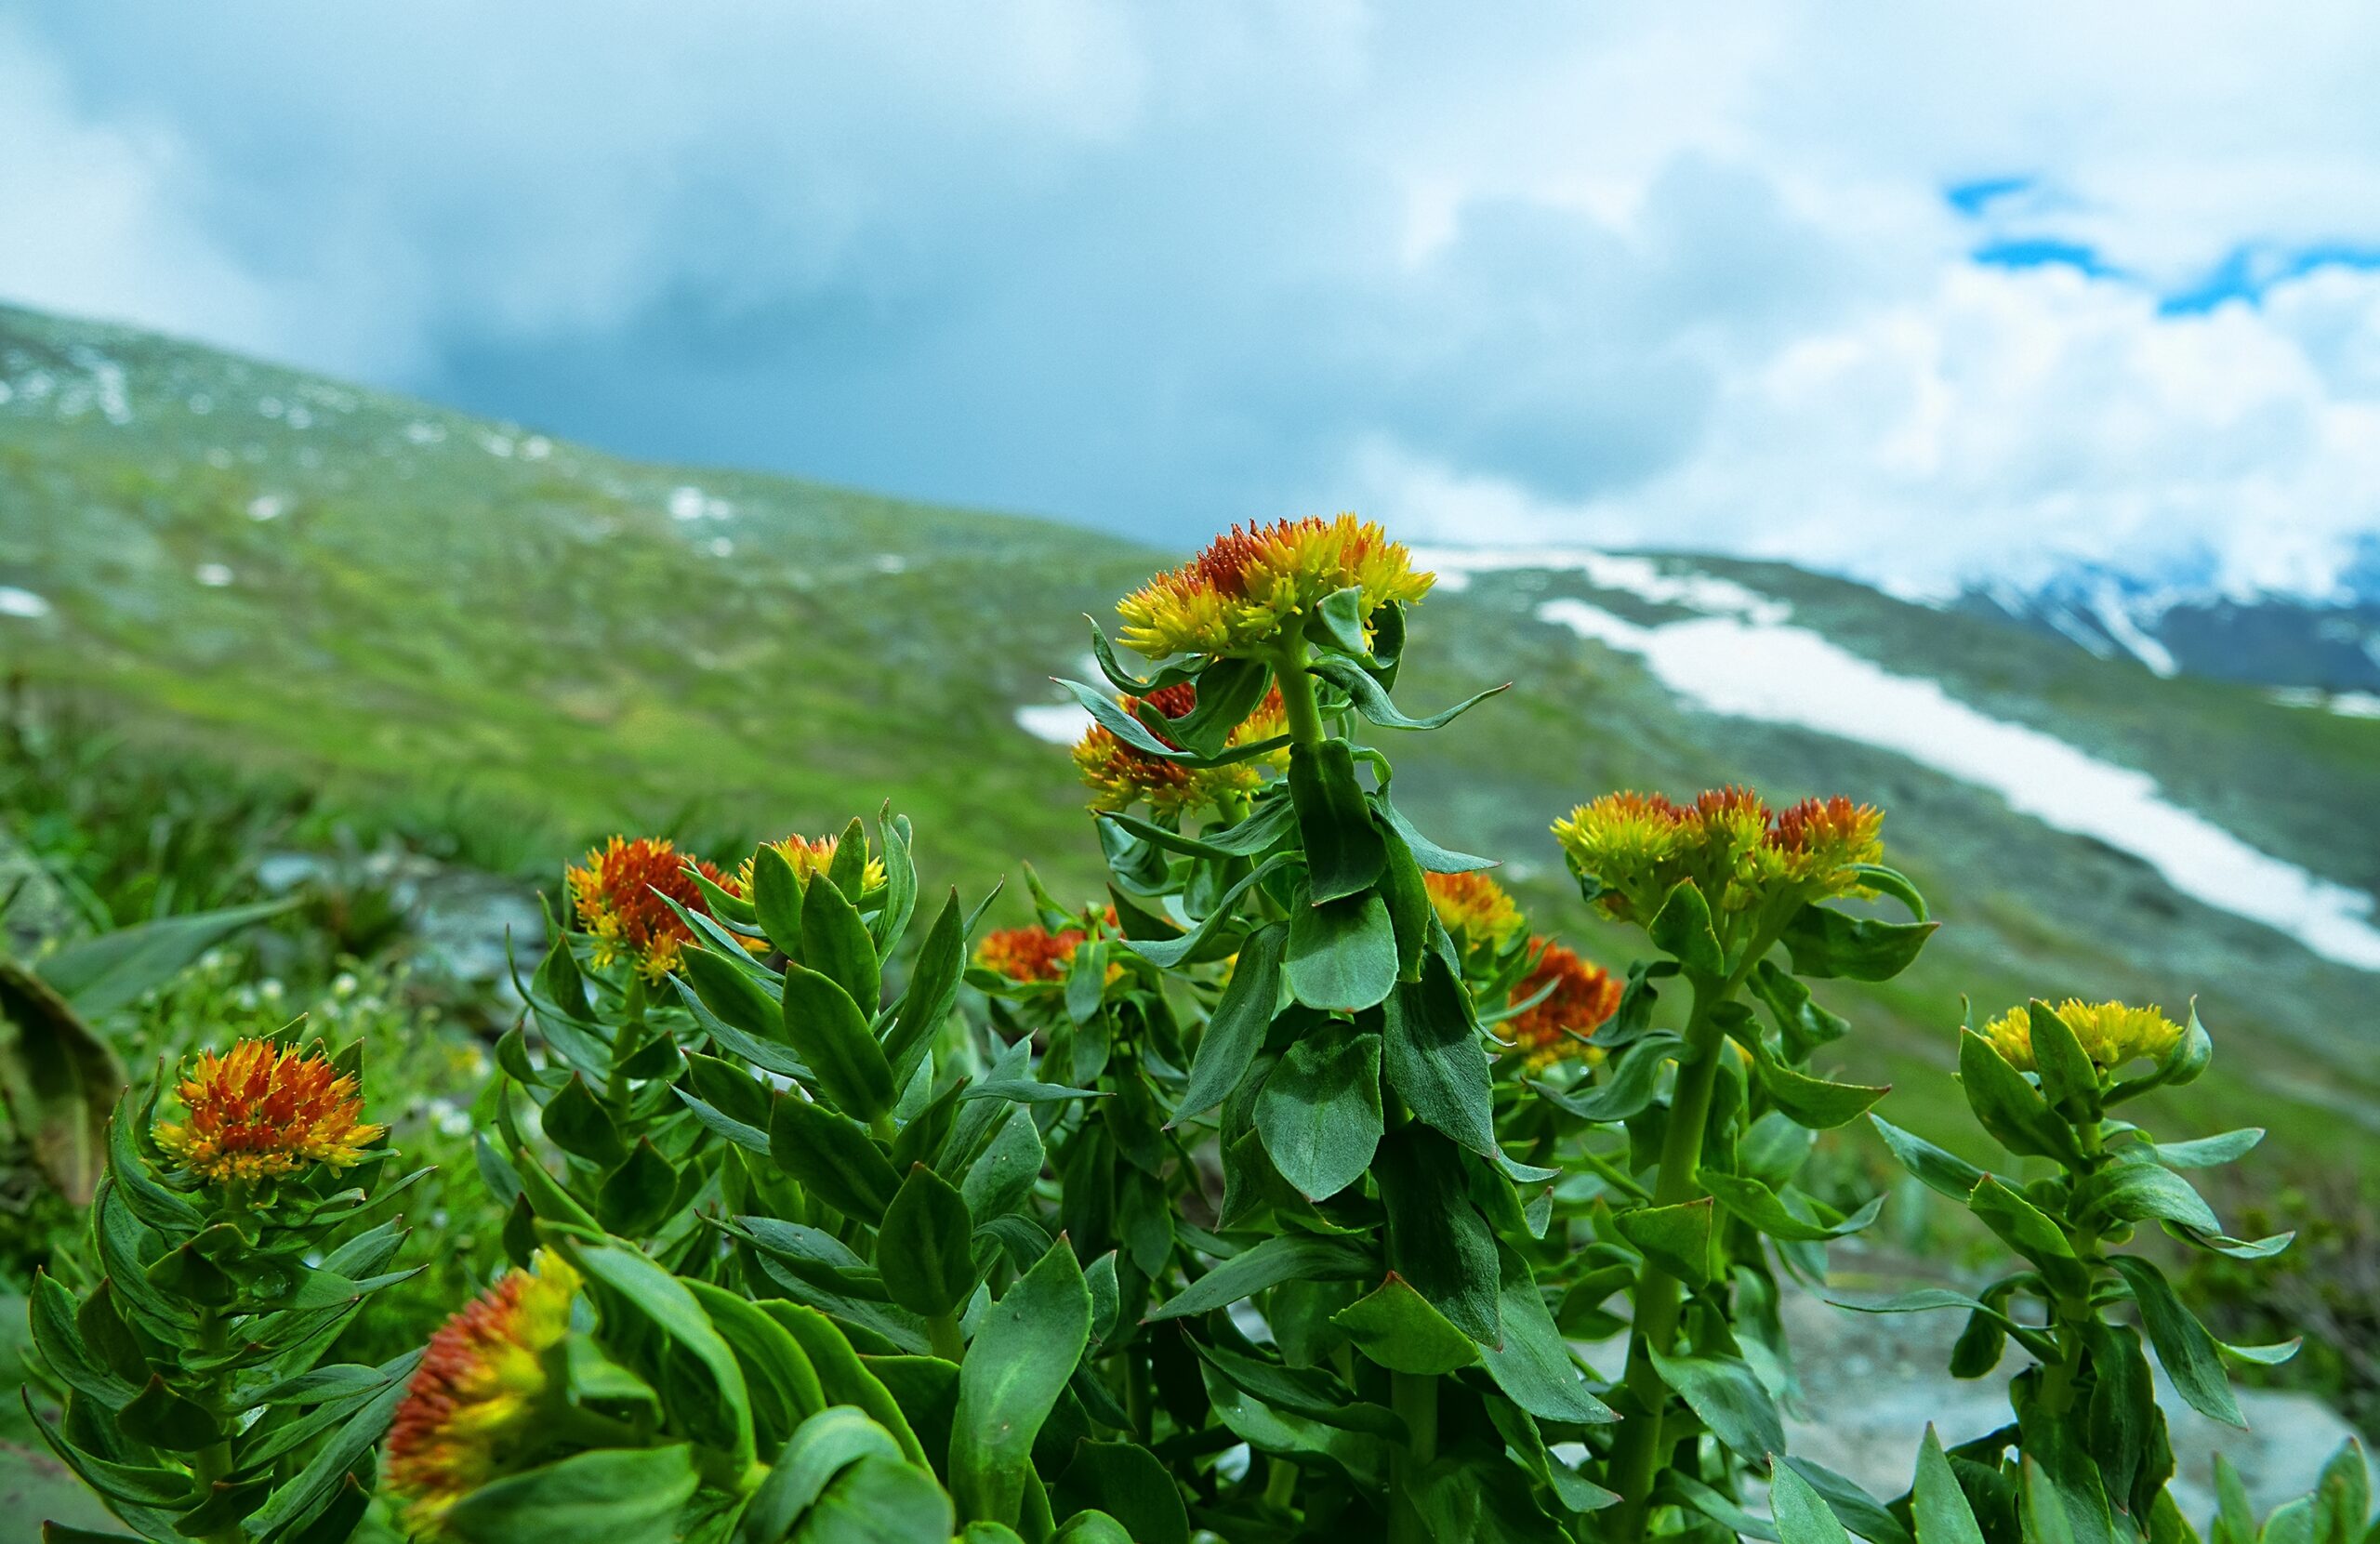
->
[[20, 512, 2347, 1544], [1846, 997, 2305, 1544], [25, 1034, 425, 1542]]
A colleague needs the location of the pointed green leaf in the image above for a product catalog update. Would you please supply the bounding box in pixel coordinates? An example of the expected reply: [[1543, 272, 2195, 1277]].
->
[[782, 963, 896, 1124], [1254, 1019, 1382, 1202], [951, 1238, 1091, 1529]]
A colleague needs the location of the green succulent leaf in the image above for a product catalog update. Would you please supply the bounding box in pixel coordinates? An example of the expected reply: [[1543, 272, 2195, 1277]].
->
[[781, 964, 897, 1125], [2107, 1254, 2245, 1429], [879, 1163, 979, 1317], [1053, 1440, 1191, 1544], [1912, 1424, 1989, 1544], [1380, 950, 1498, 1157], [1121, 855, 1294, 970], [1306, 656, 1509, 732], [1956, 1030, 2082, 1165], [1284, 886, 1398, 1012], [1478, 1246, 1617, 1425], [1374, 1124, 1501, 1344], [1699, 1168, 1884, 1243], [441, 1445, 700, 1544], [1645, 1344, 1786, 1461], [769, 1097, 901, 1224], [1144, 1234, 1377, 1323], [1967, 1177, 2091, 1300], [800, 872, 882, 1016], [1751, 1051, 1890, 1130], [1770, 1458, 1853, 1544], [1329, 1273, 1477, 1375], [950, 1237, 1091, 1529], [1176, 920, 1286, 1124], [2024, 1001, 2104, 1125], [1253, 1018, 1382, 1202], [1867, 1114, 1988, 1201], [1782, 904, 1936, 983]]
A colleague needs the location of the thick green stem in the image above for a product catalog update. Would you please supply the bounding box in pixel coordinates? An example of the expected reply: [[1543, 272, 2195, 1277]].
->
[[1123, 1351, 1152, 1444], [1389, 1370, 1439, 1544], [928, 1312, 967, 1364], [606, 973, 648, 1108], [1268, 640, 1327, 750], [189, 1308, 241, 1543], [1263, 1456, 1301, 1511], [2038, 1117, 2108, 1417], [1604, 972, 1733, 1543]]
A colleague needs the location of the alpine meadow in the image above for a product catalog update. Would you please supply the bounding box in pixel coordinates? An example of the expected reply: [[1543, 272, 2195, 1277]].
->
[[2, 297, 2376, 1544]]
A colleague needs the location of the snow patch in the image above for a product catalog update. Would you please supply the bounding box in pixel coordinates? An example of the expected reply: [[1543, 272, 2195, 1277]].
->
[[0, 587, 52, 619], [1015, 702, 1095, 746], [668, 486, 734, 521], [403, 421, 445, 445], [1537, 597, 2380, 972], [873, 553, 908, 574], [194, 563, 235, 588], [1414, 546, 1790, 624], [2085, 584, 2179, 676], [247, 495, 287, 522]]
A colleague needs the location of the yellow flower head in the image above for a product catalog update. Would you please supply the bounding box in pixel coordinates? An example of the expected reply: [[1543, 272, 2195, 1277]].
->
[[1422, 870, 1526, 954], [734, 831, 889, 898], [1553, 791, 1688, 920], [1072, 682, 1286, 814], [1765, 797, 1885, 897], [567, 836, 724, 981], [152, 1040, 384, 1185], [1555, 787, 1887, 920], [1980, 999, 2187, 1075], [1116, 515, 1435, 660], [383, 1251, 580, 1537], [1502, 941, 1622, 1074]]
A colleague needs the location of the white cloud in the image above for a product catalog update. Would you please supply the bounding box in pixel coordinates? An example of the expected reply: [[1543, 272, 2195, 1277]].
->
[[1356, 261, 2380, 598], [0, 20, 276, 352], [3, 1, 2377, 594]]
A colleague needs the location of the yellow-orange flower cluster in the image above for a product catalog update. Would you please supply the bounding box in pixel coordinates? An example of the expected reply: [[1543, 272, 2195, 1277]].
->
[[152, 1039, 383, 1185], [733, 831, 889, 898], [1116, 515, 1435, 660], [1502, 941, 1622, 1074], [1073, 682, 1288, 815], [383, 1251, 580, 1537], [974, 925, 1089, 983], [1553, 788, 1884, 922], [1980, 999, 2187, 1074], [567, 836, 723, 980], [1423, 870, 1526, 954]]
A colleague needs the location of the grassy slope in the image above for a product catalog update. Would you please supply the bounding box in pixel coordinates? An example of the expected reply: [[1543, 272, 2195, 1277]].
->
[[3, 301, 2374, 1179]]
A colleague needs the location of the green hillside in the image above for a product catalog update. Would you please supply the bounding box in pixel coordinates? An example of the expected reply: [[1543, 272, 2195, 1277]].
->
[[3, 299, 2375, 1177]]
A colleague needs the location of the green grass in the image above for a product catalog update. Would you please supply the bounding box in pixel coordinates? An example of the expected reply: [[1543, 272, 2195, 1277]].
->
[[4, 298, 2377, 1192]]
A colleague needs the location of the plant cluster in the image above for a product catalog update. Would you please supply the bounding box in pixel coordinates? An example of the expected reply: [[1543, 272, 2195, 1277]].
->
[[19, 516, 2365, 1544]]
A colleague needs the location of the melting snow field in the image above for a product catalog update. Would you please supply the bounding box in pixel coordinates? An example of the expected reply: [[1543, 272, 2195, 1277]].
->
[[1527, 586, 2380, 972]]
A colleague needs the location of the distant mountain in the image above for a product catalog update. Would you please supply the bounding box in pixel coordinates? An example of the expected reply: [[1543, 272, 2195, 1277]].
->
[[3, 300, 2376, 1178], [1958, 548, 2380, 696]]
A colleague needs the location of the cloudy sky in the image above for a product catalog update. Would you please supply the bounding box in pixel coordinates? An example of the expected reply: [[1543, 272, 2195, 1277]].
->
[[5, 3, 2378, 597]]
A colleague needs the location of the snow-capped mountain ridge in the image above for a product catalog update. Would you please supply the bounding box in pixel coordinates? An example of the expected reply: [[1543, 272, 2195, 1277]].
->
[[1960, 543, 2380, 693]]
